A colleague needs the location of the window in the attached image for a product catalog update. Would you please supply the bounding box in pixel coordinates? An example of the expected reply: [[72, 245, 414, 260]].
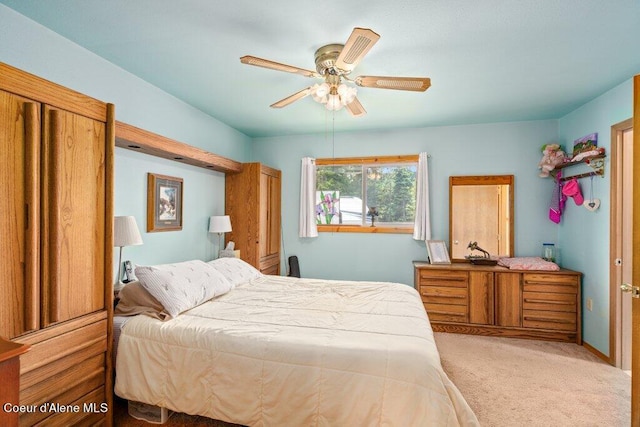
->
[[315, 155, 418, 233]]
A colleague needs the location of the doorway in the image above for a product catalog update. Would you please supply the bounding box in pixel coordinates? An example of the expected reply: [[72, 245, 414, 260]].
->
[[610, 118, 633, 371]]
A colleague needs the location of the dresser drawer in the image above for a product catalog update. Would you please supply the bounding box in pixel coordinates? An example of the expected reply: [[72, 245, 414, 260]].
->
[[522, 291, 576, 313], [523, 310, 576, 331], [419, 285, 468, 305], [423, 302, 468, 323], [523, 273, 578, 294], [418, 270, 468, 287]]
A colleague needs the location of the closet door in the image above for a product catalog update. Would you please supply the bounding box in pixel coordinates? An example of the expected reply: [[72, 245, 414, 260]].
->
[[41, 106, 106, 326], [0, 91, 40, 339], [258, 166, 281, 274]]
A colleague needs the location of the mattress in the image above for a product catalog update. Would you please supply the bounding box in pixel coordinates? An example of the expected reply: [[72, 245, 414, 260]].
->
[[114, 275, 478, 426]]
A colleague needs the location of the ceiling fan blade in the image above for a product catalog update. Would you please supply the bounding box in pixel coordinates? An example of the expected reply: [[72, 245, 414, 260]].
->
[[355, 76, 431, 92], [334, 28, 380, 72], [270, 86, 314, 108], [240, 55, 320, 78], [345, 97, 367, 117]]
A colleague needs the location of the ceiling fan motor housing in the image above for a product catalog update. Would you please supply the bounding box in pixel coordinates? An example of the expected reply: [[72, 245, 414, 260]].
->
[[314, 44, 345, 75]]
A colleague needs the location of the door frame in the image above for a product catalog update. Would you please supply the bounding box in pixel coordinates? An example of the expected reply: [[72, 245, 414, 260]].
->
[[631, 73, 639, 427], [609, 117, 633, 367]]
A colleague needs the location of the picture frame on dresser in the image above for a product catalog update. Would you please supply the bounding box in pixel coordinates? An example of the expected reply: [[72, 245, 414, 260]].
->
[[426, 240, 451, 264], [147, 173, 183, 232]]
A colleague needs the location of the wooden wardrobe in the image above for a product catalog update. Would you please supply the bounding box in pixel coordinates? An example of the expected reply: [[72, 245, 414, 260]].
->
[[0, 62, 114, 426], [225, 163, 281, 274]]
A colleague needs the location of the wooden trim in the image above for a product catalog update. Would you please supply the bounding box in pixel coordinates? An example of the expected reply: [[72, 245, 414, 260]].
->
[[104, 104, 115, 427], [24, 102, 40, 333], [115, 121, 242, 173], [0, 62, 107, 121], [430, 322, 578, 342], [14, 311, 107, 347], [48, 109, 63, 324], [449, 175, 514, 186], [632, 74, 640, 427], [583, 341, 612, 364], [318, 225, 413, 234], [0, 337, 30, 363], [316, 154, 418, 165], [609, 117, 633, 368]]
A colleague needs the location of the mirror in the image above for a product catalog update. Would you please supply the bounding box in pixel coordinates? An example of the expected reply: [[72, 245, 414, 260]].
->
[[449, 175, 514, 261]]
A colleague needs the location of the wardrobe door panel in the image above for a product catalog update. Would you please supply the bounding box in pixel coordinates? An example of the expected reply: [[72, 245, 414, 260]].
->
[[267, 173, 281, 257], [42, 106, 106, 326], [0, 91, 40, 339], [259, 171, 268, 259]]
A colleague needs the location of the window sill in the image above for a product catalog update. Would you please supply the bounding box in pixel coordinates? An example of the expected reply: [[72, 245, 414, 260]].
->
[[318, 225, 413, 234]]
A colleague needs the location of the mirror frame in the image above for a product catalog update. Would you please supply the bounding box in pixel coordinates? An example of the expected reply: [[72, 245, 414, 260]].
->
[[449, 175, 514, 262]]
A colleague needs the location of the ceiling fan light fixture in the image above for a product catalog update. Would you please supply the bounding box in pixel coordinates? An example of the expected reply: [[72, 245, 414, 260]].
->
[[310, 83, 328, 103], [241, 28, 429, 117], [326, 94, 342, 111], [315, 82, 330, 97], [339, 84, 357, 105]]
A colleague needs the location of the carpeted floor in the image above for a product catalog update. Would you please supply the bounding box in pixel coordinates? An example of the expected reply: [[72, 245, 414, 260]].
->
[[113, 334, 631, 426], [434, 332, 631, 427]]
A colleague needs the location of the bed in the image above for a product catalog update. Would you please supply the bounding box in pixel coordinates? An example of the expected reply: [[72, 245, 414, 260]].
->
[[114, 258, 479, 426]]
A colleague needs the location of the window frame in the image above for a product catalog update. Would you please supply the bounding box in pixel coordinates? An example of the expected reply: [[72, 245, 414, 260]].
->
[[315, 154, 418, 234]]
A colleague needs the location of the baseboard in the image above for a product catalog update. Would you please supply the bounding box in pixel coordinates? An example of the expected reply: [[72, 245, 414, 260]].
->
[[582, 341, 613, 365]]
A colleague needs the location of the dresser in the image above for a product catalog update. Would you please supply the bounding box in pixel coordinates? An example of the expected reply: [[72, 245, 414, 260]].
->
[[414, 262, 582, 343]]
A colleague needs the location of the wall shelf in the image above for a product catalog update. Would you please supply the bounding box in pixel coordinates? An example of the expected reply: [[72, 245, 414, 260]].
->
[[551, 154, 606, 182], [115, 121, 242, 174]]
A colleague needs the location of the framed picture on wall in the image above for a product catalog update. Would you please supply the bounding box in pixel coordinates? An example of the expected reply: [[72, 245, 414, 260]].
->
[[147, 173, 183, 232], [426, 240, 451, 264]]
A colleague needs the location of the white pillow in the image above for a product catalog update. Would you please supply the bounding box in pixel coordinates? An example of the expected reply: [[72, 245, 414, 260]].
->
[[135, 260, 232, 318], [207, 257, 263, 287]]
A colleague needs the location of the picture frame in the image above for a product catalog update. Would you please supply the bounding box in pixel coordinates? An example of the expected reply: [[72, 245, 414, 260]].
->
[[147, 173, 183, 232], [426, 240, 451, 264]]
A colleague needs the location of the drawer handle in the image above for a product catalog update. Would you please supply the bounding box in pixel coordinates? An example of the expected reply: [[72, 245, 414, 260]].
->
[[524, 299, 573, 305], [428, 310, 466, 316], [422, 276, 466, 282], [525, 282, 575, 288], [421, 293, 466, 299], [524, 316, 575, 324]]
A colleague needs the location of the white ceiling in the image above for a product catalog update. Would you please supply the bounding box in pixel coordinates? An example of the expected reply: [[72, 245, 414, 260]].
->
[[2, 0, 639, 138]]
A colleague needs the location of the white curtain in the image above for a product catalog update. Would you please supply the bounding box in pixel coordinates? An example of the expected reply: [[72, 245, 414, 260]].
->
[[299, 157, 318, 238], [413, 152, 432, 240]]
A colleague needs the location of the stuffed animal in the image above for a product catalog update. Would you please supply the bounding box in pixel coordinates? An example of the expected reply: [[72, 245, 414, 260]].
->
[[538, 143, 566, 177]]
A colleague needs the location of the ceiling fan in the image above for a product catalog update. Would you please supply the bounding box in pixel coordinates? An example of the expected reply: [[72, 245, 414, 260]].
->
[[240, 27, 431, 117]]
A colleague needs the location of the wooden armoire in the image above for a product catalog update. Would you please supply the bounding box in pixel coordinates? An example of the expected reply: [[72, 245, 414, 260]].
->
[[0, 62, 114, 426], [225, 163, 281, 274]]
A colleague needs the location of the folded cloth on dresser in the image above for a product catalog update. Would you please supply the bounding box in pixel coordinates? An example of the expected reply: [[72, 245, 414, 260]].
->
[[498, 257, 560, 271]]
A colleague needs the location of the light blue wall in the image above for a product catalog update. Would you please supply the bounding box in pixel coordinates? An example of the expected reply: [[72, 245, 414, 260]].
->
[[0, 5, 252, 281], [3, 3, 634, 355], [252, 120, 560, 285], [557, 78, 633, 355]]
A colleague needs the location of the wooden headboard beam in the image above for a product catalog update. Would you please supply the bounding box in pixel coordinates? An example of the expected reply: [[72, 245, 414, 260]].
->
[[115, 121, 243, 173]]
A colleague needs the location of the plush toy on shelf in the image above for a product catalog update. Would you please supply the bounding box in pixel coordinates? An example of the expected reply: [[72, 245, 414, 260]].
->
[[538, 143, 566, 178]]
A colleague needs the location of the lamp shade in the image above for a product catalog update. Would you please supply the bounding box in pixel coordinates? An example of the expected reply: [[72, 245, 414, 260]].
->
[[209, 215, 232, 233], [114, 216, 143, 247]]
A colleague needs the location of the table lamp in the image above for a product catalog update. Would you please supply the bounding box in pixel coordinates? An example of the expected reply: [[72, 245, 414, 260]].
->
[[209, 215, 232, 258], [114, 216, 143, 291]]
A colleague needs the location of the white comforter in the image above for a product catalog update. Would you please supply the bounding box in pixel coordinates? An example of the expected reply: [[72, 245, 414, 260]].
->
[[115, 275, 478, 426]]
